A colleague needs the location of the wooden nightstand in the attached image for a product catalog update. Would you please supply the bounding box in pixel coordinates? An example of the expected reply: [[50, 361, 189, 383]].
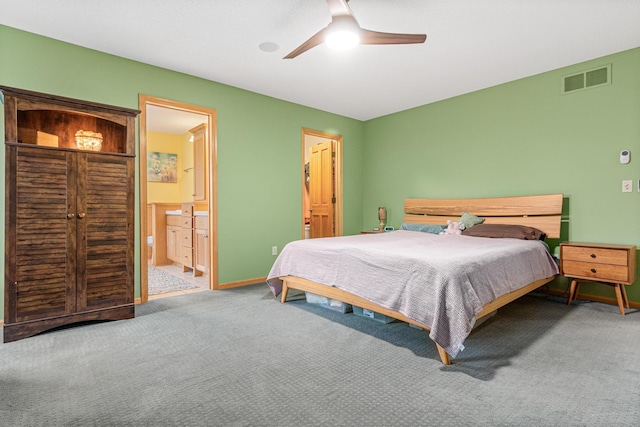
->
[[560, 242, 637, 315]]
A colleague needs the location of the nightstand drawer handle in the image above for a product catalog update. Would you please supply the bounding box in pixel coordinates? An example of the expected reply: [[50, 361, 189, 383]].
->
[[590, 253, 596, 258], [591, 268, 597, 273]]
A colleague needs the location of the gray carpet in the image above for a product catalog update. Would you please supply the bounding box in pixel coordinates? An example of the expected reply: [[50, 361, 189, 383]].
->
[[148, 266, 197, 295], [1, 284, 639, 426]]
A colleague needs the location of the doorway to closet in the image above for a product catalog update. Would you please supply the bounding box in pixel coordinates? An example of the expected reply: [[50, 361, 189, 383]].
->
[[301, 128, 343, 239], [139, 95, 218, 303]]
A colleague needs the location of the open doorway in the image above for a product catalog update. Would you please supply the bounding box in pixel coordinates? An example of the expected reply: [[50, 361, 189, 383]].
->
[[139, 95, 218, 303], [301, 128, 343, 239]]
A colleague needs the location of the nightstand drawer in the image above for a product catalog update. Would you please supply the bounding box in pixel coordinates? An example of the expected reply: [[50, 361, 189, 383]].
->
[[561, 246, 628, 266], [561, 260, 630, 282]]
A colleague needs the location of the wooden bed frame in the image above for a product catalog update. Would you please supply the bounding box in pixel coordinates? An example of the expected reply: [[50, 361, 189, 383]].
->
[[279, 194, 564, 365]]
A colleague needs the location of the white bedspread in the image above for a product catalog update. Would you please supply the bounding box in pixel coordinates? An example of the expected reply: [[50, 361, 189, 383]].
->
[[266, 230, 558, 358]]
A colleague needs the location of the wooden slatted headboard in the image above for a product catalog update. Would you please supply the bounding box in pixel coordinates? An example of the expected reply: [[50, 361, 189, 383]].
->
[[404, 194, 564, 238]]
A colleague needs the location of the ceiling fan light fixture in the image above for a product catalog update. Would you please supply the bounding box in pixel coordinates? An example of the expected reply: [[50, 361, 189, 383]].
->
[[283, 1, 426, 59], [325, 29, 360, 50]]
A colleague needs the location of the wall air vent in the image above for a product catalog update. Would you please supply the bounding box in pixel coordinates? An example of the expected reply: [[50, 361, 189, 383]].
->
[[562, 64, 611, 94]]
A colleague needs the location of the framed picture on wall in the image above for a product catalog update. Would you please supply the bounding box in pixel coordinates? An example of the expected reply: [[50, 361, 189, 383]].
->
[[147, 152, 178, 183]]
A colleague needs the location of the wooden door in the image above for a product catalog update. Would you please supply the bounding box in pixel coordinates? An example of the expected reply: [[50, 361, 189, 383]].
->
[[5, 146, 77, 323], [309, 141, 335, 238], [76, 153, 134, 311]]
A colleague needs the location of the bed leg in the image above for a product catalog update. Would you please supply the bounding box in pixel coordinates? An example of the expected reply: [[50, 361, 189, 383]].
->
[[280, 282, 290, 303], [436, 344, 451, 365]]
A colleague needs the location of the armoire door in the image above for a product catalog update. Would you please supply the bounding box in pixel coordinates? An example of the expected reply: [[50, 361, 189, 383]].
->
[[76, 153, 134, 311], [6, 146, 77, 323]]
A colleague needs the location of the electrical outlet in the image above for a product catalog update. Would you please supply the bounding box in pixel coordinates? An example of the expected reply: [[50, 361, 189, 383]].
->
[[622, 180, 633, 192], [272, 246, 278, 256]]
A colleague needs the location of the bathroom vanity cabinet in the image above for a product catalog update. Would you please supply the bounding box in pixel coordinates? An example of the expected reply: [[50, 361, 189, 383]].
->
[[194, 215, 209, 275], [166, 214, 183, 265], [181, 203, 196, 274], [1, 86, 138, 342], [162, 206, 207, 277]]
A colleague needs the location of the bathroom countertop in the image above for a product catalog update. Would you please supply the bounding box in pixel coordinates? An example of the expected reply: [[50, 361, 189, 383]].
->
[[165, 210, 208, 216]]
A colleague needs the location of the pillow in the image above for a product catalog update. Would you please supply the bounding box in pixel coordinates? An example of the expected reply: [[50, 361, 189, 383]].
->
[[459, 212, 485, 230], [461, 224, 547, 240], [400, 223, 446, 234]]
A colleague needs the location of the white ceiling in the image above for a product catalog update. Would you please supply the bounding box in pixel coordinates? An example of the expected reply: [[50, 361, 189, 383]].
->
[[2, 0, 640, 122], [145, 105, 208, 135]]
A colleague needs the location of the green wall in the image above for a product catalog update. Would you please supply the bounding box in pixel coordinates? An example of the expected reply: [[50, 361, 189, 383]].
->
[[362, 47, 640, 302], [1, 23, 639, 315], [0, 25, 365, 309]]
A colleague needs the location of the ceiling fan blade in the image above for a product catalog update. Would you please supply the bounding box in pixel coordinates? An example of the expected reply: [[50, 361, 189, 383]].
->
[[284, 1, 425, 59], [359, 28, 426, 45], [284, 28, 328, 59], [326, 0, 355, 18]]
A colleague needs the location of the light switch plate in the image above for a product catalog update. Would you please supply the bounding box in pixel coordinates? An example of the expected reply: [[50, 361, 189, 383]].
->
[[622, 180, 633, 192]]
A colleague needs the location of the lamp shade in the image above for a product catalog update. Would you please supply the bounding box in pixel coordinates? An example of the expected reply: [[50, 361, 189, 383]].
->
[[378, 207, 386, 222]]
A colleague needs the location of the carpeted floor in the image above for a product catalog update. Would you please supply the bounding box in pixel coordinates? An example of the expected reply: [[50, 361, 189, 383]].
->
[[148, 266, 197, 295], [0, 284, 638, 426]]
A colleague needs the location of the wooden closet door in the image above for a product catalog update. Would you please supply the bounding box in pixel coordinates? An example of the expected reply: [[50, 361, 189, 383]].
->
[[6, 146, 77, 323], [309, 141, 335, 238], [76, 153, 134, 311]]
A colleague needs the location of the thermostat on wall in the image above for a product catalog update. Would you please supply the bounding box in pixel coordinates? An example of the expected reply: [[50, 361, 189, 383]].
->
[[620, 149, 630, 164]]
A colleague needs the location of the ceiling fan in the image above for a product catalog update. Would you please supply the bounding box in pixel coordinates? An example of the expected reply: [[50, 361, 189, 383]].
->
[[284, 0, 427, 59]]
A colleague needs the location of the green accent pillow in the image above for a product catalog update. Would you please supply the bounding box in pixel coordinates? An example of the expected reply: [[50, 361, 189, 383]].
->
[[459, 212, 485, 229], [400, 223, 446, 234]]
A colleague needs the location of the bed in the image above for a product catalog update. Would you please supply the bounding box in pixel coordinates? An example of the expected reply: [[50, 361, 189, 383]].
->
[[267, 194, 563, 365]]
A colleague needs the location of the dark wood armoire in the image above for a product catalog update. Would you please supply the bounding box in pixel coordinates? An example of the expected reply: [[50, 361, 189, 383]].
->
[[1, 86, 139, 342]]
